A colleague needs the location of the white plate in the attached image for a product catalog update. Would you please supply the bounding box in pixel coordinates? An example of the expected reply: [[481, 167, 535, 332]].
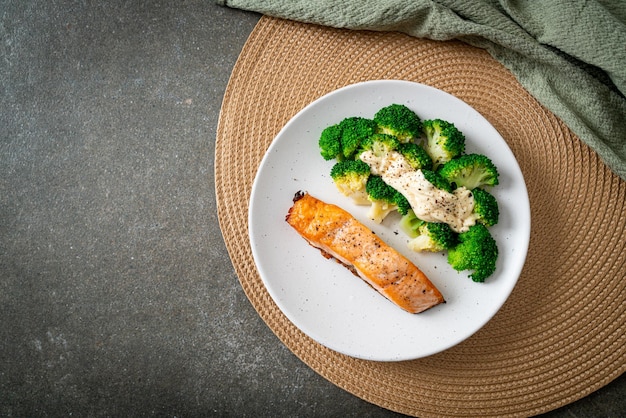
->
[[248, 80, 530, 362]]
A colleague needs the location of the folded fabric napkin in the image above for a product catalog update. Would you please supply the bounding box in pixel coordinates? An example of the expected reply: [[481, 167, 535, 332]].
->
[[218, 0, 626, 181]]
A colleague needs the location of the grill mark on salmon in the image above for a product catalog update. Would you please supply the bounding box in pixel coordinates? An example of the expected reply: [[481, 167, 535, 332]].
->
[[286, 191, 445, 314]]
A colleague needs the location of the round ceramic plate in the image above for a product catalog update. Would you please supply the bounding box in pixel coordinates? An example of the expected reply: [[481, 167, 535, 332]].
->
[[248, 80, 530, 362]]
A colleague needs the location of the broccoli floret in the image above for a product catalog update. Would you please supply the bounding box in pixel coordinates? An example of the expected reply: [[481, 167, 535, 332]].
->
[[438, 153, 499, 190], [401, 210, 458, 252], [408, 221, 458, 253], [447, 224, 498, 282], [359, 133, 400, 158], [330, 160, 371, 204], [373, 104, 423, 143], [338, 117, 378, 159], [365, 175, 411, 215], [471, 188, 499, 226], [394, 190, 411, 216], [422, 169, 453, 193], [365, 175, 406, 223], [397, 142, 433, 170], [318, 117, 377, 161], [319, 124, 343, 161], [421, 119, 465, 168]]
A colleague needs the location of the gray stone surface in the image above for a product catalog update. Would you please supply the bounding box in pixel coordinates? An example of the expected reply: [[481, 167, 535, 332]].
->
[[0, 1, 623, 416]]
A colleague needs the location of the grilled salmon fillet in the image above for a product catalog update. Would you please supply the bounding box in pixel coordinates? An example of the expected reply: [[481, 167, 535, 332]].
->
[[285, 191, 445, 314]]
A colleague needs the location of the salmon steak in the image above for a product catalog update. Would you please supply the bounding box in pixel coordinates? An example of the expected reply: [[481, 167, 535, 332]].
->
[[285, 191, 445, 314]]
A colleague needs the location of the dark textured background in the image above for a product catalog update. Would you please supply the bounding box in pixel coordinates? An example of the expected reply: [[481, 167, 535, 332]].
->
[[1, 1, 623, 416]]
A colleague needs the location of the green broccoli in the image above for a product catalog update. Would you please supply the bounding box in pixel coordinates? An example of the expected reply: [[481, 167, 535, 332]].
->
[[365, 175, 409, 223], [338, 116, 378, 159], [408, 222, 458, 253], [373, 104, 423, 143], [319, 124, 343, 161], [359, 133, 400, 158], [400, 210, 457, 252], [438, 153, 499, 190], [422, 169, 453, 193], [399, 209, 424, 238], [421, 119, 465, 167], [394, 190, 411, 216], [330, 160, 371, 204], [447, 224, 498, 282], [318, 117, 377, 161], [397, 142, 433, 170], [471, 188, 499, 226]]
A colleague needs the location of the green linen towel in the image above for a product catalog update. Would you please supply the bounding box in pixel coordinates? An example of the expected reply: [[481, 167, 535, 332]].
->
[[218, 0, 626, 181]]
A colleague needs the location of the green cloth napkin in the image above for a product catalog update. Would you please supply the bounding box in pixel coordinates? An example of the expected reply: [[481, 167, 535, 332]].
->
[[218, 0, 626, 181]]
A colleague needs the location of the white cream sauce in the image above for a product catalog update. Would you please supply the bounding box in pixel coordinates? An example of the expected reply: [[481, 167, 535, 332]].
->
[[360, 150, 476, 232]]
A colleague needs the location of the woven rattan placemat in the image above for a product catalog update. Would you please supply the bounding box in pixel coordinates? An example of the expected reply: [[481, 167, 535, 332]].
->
[[215, 16, 625, 417]]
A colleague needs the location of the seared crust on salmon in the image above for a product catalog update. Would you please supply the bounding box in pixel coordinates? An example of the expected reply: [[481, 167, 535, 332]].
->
[[286, 191, 445, 314]]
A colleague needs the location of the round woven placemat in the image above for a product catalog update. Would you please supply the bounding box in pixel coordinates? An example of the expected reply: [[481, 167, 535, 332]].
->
[[215, 16, 625, 417]]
